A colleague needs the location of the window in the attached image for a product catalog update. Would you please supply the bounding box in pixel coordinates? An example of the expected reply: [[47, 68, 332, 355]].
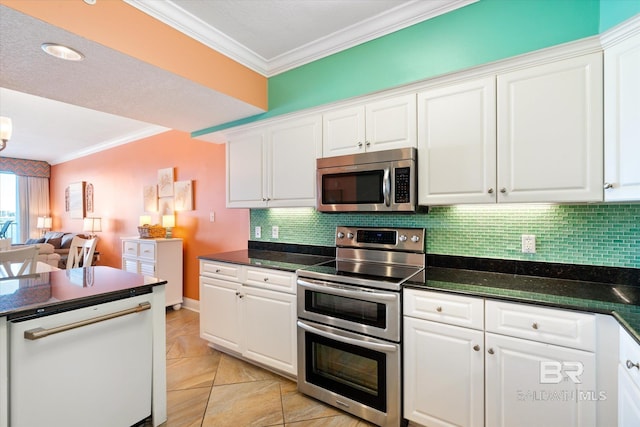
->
[[0, 172, 17, 242]]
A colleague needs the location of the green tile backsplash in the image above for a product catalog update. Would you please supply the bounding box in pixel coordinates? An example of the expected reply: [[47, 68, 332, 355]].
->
[[250, 204, 640, 268]]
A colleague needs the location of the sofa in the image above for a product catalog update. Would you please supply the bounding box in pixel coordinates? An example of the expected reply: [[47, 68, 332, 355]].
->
[[9, 242, 61, 268], [25, 231, 93, 269]]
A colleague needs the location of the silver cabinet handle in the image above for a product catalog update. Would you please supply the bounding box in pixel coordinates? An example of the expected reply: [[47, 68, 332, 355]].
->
[[500, 188, 507, 194], [365, 141, 370, 146], [627, 360, 640, 370], [488, 348, 495, 355], [473, 345, 480, 352], [24, 302, 151, 340], [488, 188, 494, 194], [532, 322, 539, 330], [357, 142, 363, 148], [436, 306, 443, 312], [604, 183, 614, 190]]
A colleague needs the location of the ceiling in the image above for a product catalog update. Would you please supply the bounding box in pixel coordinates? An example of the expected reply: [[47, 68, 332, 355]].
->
[[0, 0, 473, 165]]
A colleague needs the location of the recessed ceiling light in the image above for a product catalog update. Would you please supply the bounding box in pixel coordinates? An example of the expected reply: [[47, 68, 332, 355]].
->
[[41, 43, 84, 61]]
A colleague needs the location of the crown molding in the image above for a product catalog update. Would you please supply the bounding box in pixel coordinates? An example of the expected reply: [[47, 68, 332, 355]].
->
[[600, 14, 640, 48], [124, 0, 477, 77], [50, 125, 168, 165]]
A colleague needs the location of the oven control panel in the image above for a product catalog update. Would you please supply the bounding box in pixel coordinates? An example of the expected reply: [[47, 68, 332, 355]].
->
[[336, 226, 425, 252]]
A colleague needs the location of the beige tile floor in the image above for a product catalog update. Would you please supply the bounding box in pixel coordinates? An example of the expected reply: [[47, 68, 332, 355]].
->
[[161, 307, 375, 427]]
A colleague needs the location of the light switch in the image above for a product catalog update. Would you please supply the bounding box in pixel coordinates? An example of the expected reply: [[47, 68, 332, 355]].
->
[[209, 212, 215, 222]]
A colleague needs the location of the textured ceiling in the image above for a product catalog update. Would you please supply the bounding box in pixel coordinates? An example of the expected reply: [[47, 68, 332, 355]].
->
[[0, 0, 474, 164]]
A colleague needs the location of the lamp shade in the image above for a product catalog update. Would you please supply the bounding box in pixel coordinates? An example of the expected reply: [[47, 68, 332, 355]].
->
[[83, 217, 102, 233], [139, 215, 152, 226], [0, 117, 12, 142], [36, 216, 52, 229], [162, 215, 175, 228]]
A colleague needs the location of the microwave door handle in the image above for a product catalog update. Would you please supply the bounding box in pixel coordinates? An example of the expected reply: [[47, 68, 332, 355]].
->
[[383, 168, 391, 207], [297, 320, 398, 353]]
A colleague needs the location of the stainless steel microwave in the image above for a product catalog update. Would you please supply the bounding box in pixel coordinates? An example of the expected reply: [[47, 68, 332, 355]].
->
[[316, 147, 417, 212]]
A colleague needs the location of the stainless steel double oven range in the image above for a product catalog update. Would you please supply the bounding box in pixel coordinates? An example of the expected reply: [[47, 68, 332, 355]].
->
[[296, 226, 425, 427]]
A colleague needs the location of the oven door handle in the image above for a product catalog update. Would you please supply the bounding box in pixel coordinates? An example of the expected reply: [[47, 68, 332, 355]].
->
[[297, 278, 397, 302], [297, 320, 398, 353]]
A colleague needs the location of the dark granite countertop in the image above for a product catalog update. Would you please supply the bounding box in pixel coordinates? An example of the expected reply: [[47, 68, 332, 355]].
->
[[199, 249, 333, 272], [408, 266, 640, 343], [199, 244, 640, 344], [0, 266, 166, 319]]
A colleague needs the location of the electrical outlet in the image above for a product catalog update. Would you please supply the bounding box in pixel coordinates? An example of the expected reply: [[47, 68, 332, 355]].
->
[[209, 211, 215, 222], [521, 234, 536, 253], [272, 226, 279, 239], [254, 226, 261, 238]]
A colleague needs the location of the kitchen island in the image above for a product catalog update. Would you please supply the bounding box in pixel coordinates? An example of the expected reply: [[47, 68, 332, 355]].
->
[[0, 266, 167, 427]]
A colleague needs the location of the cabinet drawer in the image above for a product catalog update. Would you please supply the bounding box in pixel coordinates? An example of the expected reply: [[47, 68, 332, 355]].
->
[[403, 289, 484, 330], [485, 300, 596, 351], [245, 267, 295, 294], [200, 260, 242, 282], [620, 327, 640, 390], [123, 241, 139, 257], [138, 243, 156, 260]]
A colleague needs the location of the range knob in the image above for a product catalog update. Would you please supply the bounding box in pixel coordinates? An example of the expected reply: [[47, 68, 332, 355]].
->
[[399, 235, 407, 242], [347, 232, 354, 239], [337, 232, 345, 239], [411, 235, 420, 243]]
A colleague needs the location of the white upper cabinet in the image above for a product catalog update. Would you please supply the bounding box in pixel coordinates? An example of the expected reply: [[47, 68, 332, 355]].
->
[[323, 93, 416, 157], [496, 52, 604, 203], [604, 31, 640, 201], [226, 115, 322, 208], [418, 77, 497, 205]]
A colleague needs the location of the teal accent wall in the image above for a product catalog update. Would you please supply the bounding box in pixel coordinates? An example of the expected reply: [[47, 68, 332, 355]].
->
[[250, 204, 640, 268], [195, 0, 623, 136], [600, 0, 640, 32]]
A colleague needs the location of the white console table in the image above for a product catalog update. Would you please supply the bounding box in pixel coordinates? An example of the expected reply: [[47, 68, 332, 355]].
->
[[121, 237, 183, 310]]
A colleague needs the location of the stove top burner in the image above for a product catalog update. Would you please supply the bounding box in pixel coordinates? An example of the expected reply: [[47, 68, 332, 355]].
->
[[297, 259, 424, 291]]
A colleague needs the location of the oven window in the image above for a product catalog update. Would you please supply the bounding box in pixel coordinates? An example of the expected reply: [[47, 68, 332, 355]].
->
[[306, 290, 386, 328], [306, 332, 386, 411], [322, 171, 383, 204]]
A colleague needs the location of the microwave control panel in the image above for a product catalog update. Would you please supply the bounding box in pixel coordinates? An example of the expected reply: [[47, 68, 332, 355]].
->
[[394, 167, 411, 203]]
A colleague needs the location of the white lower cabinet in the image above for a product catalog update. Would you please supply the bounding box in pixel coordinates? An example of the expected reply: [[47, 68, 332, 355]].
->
[[404, 316, 484, 427], [404, 291, 599, 427], [485, 332, 596, 427], [618, 326, 640, 427], [199, 260, 297, 376]]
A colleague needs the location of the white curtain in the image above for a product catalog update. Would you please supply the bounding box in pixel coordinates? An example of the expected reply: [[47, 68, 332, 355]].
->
[[17, 176, 50, 242]]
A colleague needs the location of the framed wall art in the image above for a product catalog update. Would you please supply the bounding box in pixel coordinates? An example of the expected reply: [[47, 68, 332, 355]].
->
[[67, 181, 86, 219], [158, 167, 174, 197], [174, 180, 193, 211], [143, 185, 158, 212]]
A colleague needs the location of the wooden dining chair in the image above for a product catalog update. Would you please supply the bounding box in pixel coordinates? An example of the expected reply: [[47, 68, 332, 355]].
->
[[0, 245, 39, 277], [66, 236, 98, 269]]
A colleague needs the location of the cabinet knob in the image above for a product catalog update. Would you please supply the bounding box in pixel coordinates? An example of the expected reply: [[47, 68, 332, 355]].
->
[[473, 345, 480, 352], [487, 188, 494, 194], [263, 277, 269, 282], [627, 360, 640, 370], [357, 142, 363, 148], [215, 269, 221, 273], [604, 182, 614, 190], [532, 322, 539, 330], [488, 348, 495, 355], [238, 293, 245, 299], [436, 306, 442, 313], [500, 188, 507, 194], [235, 291, 240, 296], [365, 141, 371, 147]]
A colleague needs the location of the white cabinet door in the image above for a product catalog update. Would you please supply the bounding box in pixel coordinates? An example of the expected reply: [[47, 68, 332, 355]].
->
[[365, 93, 416, 152], [605, 32, 640, 201], [323, 105, 365, 157], [226, 129, 267, 208], [497, 53, 603, 203], [618, 363, 640, 427], [322, 94, 416, 157], [404, 317, 484, 427], [418, 77, 497, 205], [199, 277, 242, 352], [242, 286, 297, 375], [485, 332, 596, 427], [269, 115, 322, 207]]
